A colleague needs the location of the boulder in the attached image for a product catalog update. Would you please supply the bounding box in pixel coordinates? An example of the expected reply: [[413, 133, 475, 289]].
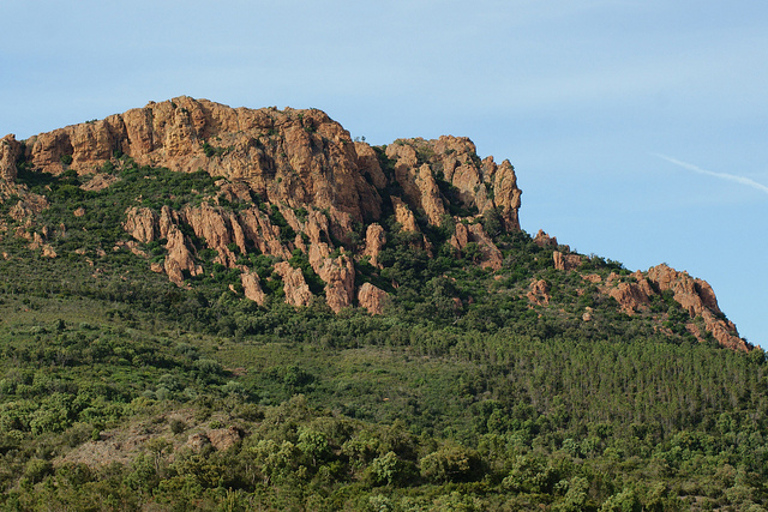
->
[[358, 283, 389, 315]]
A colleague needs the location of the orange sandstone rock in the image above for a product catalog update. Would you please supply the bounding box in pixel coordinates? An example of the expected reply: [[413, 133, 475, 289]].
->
[[274, 261, 313, 308], [553, 251, 582, 271], [358, 282, 389, 315]]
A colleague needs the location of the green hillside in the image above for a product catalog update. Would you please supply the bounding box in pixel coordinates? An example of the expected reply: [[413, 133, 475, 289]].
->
[[0, 120, 766, 510]]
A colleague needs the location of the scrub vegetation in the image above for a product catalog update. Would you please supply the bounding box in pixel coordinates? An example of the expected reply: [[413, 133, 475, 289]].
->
[[0, 160, 766, 511]]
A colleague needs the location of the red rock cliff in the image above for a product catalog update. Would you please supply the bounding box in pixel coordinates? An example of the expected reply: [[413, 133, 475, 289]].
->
[[5, 97, 521, 314]]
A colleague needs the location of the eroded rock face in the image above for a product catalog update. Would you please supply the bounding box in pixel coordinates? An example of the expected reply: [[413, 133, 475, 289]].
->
[[241, 271, 266, 306], [9, 97, 747, 351], [647, 264, 719, 317], [164, 227, 200, 286], [609, 281, 652, 315], [123, 207, 158, 244], [0, 135, 31, 201], [533, 230, 558, 248], [316, 254, 355, 313], [646, 264, 747, 351], [183, 203, 242, 268], [449, 222, 503, 270], [363, 223, 386, 268], [20, 98, 377, 232], [354, 142, 387, 190], [391, 196, 420, 233], [553, 251, 582, 271], [274, 261, 313, 307], [605, 271, 657, 316], [0, 134, 21, 184], [358, 282, 389, 315], [7, 98, 526, 314], [488, 159, 522, 232], [520, 241, 749, 350], [527, 279, 551, 306], [384, 136, 521, 231]]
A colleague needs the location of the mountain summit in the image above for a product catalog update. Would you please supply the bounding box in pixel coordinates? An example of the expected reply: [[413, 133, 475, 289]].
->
[[0, 96, 748, 351]]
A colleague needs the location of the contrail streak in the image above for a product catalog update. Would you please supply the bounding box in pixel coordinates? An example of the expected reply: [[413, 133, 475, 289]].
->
[[652, 153, 768, 195]]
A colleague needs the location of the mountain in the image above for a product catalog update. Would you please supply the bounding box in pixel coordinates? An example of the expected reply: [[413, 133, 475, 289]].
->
[[0, 98, 765, 510], [0, 96, 748, 351]]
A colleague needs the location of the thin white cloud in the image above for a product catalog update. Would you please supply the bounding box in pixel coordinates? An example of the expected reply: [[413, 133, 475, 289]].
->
[[652, 153, 768, 195]]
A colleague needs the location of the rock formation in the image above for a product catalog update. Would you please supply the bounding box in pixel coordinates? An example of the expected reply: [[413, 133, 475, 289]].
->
[[240, 271, 267, 306], [606, 276, 653, 315], [533, 230, 558, 248], [123, 207, 158, 244], [384, 136, 521, 231], [0, 134, 21, 185], [363, 223, 386, 267], [315, 254, 355, 313], [0, 97, 750, 351], [2, 97, 522, 310], [527, 279, 551, 306], [449, 222, 503, 270], [646, 264, 747, 351], [579, 264, 748, 351], [553, 251, 582, 271], [274, 261, 313, 308], [357, 283, 389, 315]]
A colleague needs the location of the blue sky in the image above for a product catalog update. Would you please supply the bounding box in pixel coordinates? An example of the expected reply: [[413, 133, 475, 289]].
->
[[2, 1, 766, 347]]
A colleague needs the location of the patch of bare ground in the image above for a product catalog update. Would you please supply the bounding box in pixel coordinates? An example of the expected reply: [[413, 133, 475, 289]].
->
[[60, 408, 243, 467]]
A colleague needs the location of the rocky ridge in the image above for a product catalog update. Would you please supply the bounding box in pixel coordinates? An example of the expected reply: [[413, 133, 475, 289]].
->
[[0, 97, 749, 350], [574, 261, 747, 351]]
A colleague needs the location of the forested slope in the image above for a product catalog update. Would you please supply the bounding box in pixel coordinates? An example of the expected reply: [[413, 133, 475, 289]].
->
[[0, 99, 765, 510]]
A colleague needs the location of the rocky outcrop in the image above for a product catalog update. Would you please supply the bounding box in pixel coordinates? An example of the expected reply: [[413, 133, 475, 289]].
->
[[527, 279, 550, 306], [315, 254, 355, 313], [401, 161, 445, 227], [363, 223, 386, 267], [582, 265, 749, 350], [553, 251, 582, 271], [384, 136, 521, 231], [487, 159, 522, 232], [533, 230, 558, 248], [274, 261, 313, 307], [354, 142, 387, 190], [466, 223, 502, 269], [449, 222, 503, 270], [164, 226, 201, 286], [608, 279, 652, 315], [241, 271, 267, 306], [0, 134, 21, 185], [433, 137, 490, 211], [7, 97, 748, 352], [123, 207, 159, 244], [20, 98, 378, 233], [358, 283, 389, 315], [238, 208, 291, 260], [647, 264, 719, 317], [646, 264, 747, 351], [391, 196, 420, 233], [7, 97, 526, 314], [183, 203, 243, 268], [3, 95, 757, 361]]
